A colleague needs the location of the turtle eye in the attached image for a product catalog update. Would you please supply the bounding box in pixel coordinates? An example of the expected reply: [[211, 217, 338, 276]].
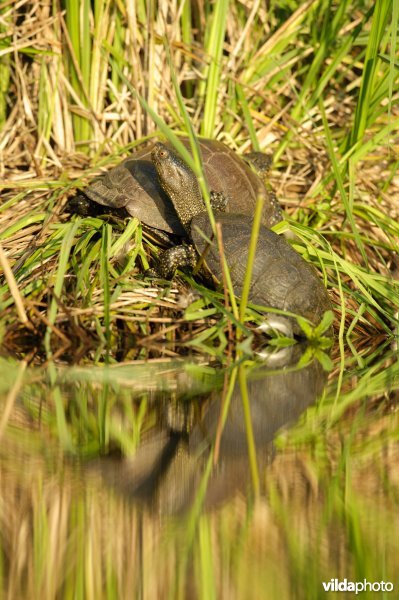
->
[[158, 148, 167, 158]]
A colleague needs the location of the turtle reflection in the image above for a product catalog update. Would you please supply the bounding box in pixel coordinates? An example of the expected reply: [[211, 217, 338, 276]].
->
[[93, 348, 327, 514]]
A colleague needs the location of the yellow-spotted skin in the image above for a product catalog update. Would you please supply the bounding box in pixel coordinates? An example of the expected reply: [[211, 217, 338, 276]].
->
[[151, 144, 332, 337], [67, 137, 283, 240]]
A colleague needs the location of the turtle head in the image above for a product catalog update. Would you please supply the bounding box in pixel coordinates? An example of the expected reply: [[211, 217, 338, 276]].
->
[[152, 142, 204, 231]]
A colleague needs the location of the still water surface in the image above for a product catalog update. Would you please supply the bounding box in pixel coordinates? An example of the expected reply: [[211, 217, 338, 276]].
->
[[0, 345, 398, 599]]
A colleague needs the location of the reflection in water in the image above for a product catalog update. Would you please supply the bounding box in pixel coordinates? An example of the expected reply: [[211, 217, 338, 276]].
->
[[1, 349, 399, 599], [93, 349, 327, 513]]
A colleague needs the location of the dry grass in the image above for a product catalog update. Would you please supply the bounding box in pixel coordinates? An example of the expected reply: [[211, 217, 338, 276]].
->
[[0, 0, 398, 362]]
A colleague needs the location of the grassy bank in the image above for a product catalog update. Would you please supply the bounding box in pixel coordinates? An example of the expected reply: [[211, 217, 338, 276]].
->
[[0, 0, 398, 361]]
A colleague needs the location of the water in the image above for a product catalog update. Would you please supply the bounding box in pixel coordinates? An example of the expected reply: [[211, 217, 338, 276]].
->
[[0, 345, 398, 599]]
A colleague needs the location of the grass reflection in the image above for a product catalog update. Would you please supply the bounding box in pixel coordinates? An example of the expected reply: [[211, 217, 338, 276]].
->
[[0, 350, 397, 598]]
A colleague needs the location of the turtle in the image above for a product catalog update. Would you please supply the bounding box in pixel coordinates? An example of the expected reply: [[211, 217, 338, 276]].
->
[[67, 138, 283, 243], [150, 142, 332, 336]]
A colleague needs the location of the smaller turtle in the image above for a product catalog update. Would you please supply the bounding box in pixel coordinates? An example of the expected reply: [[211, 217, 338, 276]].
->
[[66, 137, 283, 244], [151, 143, 332, 336]]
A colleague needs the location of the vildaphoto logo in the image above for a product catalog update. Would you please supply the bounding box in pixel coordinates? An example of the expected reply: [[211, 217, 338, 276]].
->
[[322, 579, 394, 594]]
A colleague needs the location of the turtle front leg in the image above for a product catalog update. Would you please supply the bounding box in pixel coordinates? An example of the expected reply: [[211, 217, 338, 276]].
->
[[152, 244, 198, 279], [149, 191, 227, 280], [243, 152, 272, 182]]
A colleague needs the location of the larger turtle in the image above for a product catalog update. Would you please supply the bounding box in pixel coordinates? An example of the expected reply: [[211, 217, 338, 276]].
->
[[68, 138, 283, 241], [151, 143, 332, 336]]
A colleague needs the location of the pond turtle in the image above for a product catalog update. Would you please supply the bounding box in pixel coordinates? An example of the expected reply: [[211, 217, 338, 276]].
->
[[151, 143, 332, 335], [68, 138, 283, 242]]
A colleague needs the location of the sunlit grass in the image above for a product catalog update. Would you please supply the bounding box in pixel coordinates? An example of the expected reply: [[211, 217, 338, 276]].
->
[[0, 2, 399, 594], [0, 0, 397, 360]]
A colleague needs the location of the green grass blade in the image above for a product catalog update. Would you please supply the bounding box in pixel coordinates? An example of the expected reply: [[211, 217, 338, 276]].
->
[[238, 194, 264, 324], [44, 220, 80, 356], [349, 0, 393, 149], [100, 223, 111, 349], [319, 99, 368, 267], [238, 366, 260, 496], [200, 0, 229, 138]]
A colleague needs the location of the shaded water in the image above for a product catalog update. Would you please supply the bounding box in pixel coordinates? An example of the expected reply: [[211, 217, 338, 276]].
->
[[0, 345, 398, 599]]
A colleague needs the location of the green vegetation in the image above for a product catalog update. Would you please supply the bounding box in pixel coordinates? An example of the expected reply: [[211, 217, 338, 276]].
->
[[0, 0, 399, 598], [0, 0, 397, 361]]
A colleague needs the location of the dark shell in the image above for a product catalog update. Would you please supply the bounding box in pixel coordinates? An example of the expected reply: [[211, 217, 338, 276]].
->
[[82, 139, 282, 236], [191, 213, 331, 331]]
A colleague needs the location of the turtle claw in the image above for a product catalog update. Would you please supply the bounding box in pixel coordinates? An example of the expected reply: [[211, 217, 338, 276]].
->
[[150, 244, 198, 280]]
